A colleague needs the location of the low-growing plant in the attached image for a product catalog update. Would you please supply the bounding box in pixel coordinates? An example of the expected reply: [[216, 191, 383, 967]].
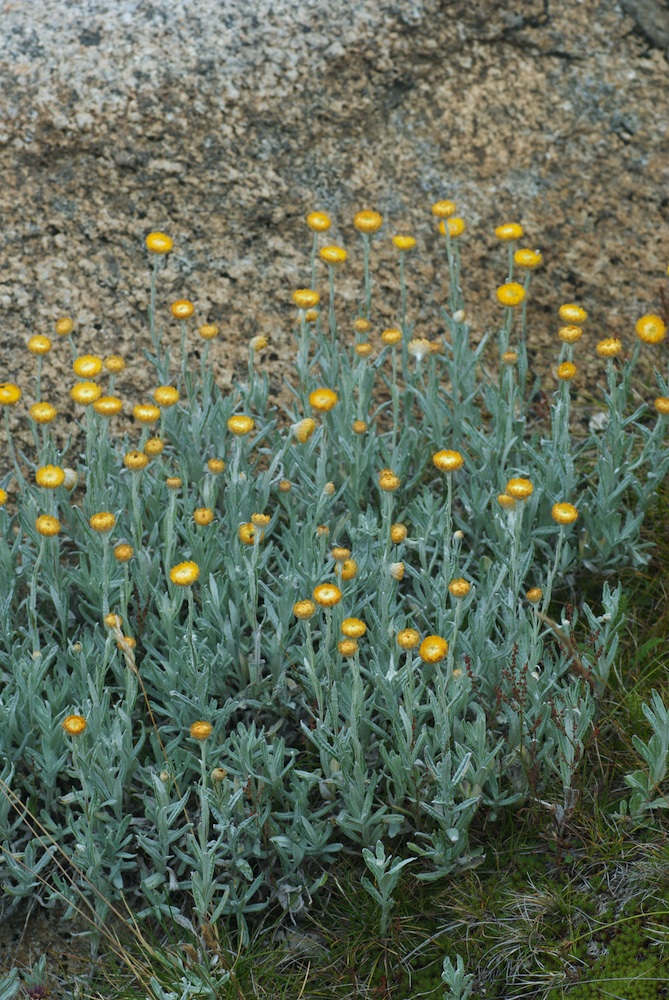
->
[[1, 208, 669, 996]]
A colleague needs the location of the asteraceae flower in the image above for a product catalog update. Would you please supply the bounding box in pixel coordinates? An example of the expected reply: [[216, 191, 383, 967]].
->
[[104, 613, 122, 628], [496, 282, 525, 307], [73, 355, 103, 378], [389, 562, 405, 581], [239, 522, 263, 544], [30, 402, 57, 423], [207, 458, 225, 473], [279, 479, 291, 492], [0, 384, 21, 405], [505, 477, 533, 500], [495, 223, 523, 241], [250, 335, 267, 351], [378, 469, 401, 491], [165, 477, 182, 490], [353, 318, 371, 334], [636, 314, 666, 344], [559, 304, 587, 324], [392, 235, 416, 251], [89, 512, 116, 533], [557, 362, 577, 381], [190, 721, 213, 741], [114, 543, 134, 562], [35, 515, 61, 537], [62, 468, 78, 491], [501, 350, 519, 365], [154, 386, 180, 407], [433, 450, 464, 472], [397, 628, 420, 650], [124, 450, 149, 471], [133, 403, 161, 423], [390, 523, 407, 543], [331, 547, 351, 562], [313, 583, 342, 607], [104, 354, 126, 373], [419, 635, 449, 663], [319, 245, 347, 265], [293, 600, 316, 619], [432, 200, 456, 218], [144, 438, 164, 457], [304, 308, 319, 323], [0, 489, 7, 506], [352, 420, 368, 434], [293, 289, 320, 309], [338, 639, 358, 657], [526, 587, 543, 604], [293, 417, 316, 443], [307, 211, 331, 232], [251, 513, 271, 528], [309, 388, 338, 412], [55, 317, 74, 336], [71, 381, 102, 405], [439, 218, 466, 238], [341, 617, 366, 638], [558, 325, 583, 344], [551, 502, 578, 525], [408, 337, 433, 361], [194, 507, 214, 526], [227, 415, 255, 435], [497, 493, 516, 510], [513, 248, 542, 269], [28, 335, 52, 355], [170, 561, 200, 585], [340, 559, 358, 580], [654, 397, 669, 415], [146, 232, 173, 254], [199, 324, 219, 340], [36, 465, 65, 489], [171, 300, 194, 320], [381, 327, 402, 346], [448, 578, 471, 598], [94, 396, 123, 416], [354, 210, 383, 233], [355, 343, 373, 358], [62, 714, 87, 736], [596, 338, 622, 358]]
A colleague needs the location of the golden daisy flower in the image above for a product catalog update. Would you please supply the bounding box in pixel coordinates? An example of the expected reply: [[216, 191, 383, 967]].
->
[[304, 308, 319, 323], [448, 578, 471, 598], [207, 458, 226, 473], [596, 338, 622, 358], [654, 397, 669, 415], [397, 628, 420, 650], [118, 635, 136, 650], [62, 714, 87, 736], [62, 468, 78, 491], [433, 450, 464, 473], [419, 635, 449, 663], [250, 335, 268, 351], [353, 318, 371, 334], [307, 211, 331, 232], [55, 317, 74, 336], [93, 396, 123, 417], [439, 218, 466, 238], [146, 232, 173, 254], [352, 420, 368, 434], [27, 335, 52, 355], [154, 386, 180, 407], [309, 388, 338, 412], [497, 493, 516, 510], [0, 489, 7, 506], [278, 479, 292, 492], [36, 465, 65, 489], [0, 383, 21, 405], [557, 361, 577, 381], [293, 417, 317, 443], [513, 248, 542, 269], [104, 613, 122, 628], [319, 245, 347, 265], [390, 523, 407, 543], [354, 210, 383, 233], [238, 522, 263, 544], [293, 599, 316, 619], [198, 324, 220, 340], [378, 469, 401, 491], [190, 721, 213, 741], [114, 543, 134, 562], [251, 513, 271, 528], [73, 355, 103, 378], [551, 502, 578, 525], [505, 477, 533, 500], [559, 304, 588, 324], [392, 235, 416, 251], [170, 561, 200, 585], [35, 515, 61, 537], [636, 314, 666, 344], [341, 617, 366, 638], [30, 402, 57, 424], [227, 414, 255, 435], [293, 289, 320, 310], [133, 403, 161, 423], [496, 282, 526, 307], [104, 354, 126, 373], [194, 507, 215, 526], [89, 512, 116, 533], [124, 450, 149, 471], [501, 350, 519, 365], [171, 300, 194, 320], [71, 381, 102, 406], [313, 583, 342, 607], [558, 325, 583, 344], [331, 546, 351, 562], [432, 200, 456, 218], [338, 639, 358, 657], [144, 438, 164, 457], [381, 327, 402, 346], [526, 587, 543, 604], [165, 477, 183, 490], [495, 223, 524, 241], [340, 559, 358, 580], [355, 343, 373, 359]]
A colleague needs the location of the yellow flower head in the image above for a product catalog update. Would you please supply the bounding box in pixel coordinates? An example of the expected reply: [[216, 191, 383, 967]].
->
[[340, 559, 358, 581], [354, 210, 383, 233], [170, 561, 200, 586], [62, 714, 87, 736], [279, 478, 291, 492], [104, 354, 126, 373], [448, 578, 471, 598], [55, 317, 74, 336], [133, 403, 161, 424], [505, 477, 533, 500], [596, 338, 622, 358], [495, 223, 524, 241], [94, 396, 123, 417], [171, 300, 194, 320], [154, 386, 180, 407], [355, 343, 373, 358], [251, 513, 271, 528], [496, 282, 526, 307], [293, 289, 320, 310], [307, 211, 331, 232], [114, 543, 134, 562], [89, 512, 116, 533], [526, 587, 543, 604], [378, 469, 401, 491], [352, 420, 368, 434], [432, 200, 456, 218], [250, 335, 268, 352], [71, 381, 102, 406], [559, 304, 587, 324], [331, 547, 351, 562], [123, 450, 149, 471], [501, 350, 519, 365], [293, 417, 316, 443], [497, 493, 516, 510], [227, 414, 255, 436], [433, 450, 464, 473], [392, 235, 416, 251], [35, 515, 61, 537], [513, 248, 542, 269], [319, 245, 347, 266], [636, 314, 666, 344], [104, 613, 122, 628], [30, 402, 57, 424], [146, 232, 173, 254], [338, 639, 358, 657], [557, 361, 577, 381], [194, 507, 214, 526], [313, 583, 342, 607], [144, 437, 164, 457], [341, 617, 366, 638], [28, 335, 52, 355], [381, 327, 402, 346], [309, 388, 338, 412], [293, 599, 317, 620], [397, 628, 420, 650], [239, 522, 263, 545], [0, 489, 7, 506], [439, 218, 466, 238], [0, 383, 21, 405], [558, 325, 583, 344], [390, 523, 408, 543], [190, 721, 213, 741], [654, 397, 669, 416], [198, 324, 219, 340], [36, 465, 65, 489], [304, 308, 319, 323], [165, 477, 183, 490], [73, 355, 103, 379], [551, 502, 578, 525], [207, 458, 226, 474], [419, 635, 449, 663]]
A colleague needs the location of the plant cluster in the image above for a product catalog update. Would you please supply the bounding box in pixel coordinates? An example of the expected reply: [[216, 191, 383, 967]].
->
[[1, 207, 669, 997]]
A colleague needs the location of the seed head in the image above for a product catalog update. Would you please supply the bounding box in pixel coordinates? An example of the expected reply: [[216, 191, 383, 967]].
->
[[313, 583, 342, 607], [62, 714, 87, 736], [636, 314, 666, 344], [408, 337, 433, 361], [293, 600, 316, 619], [354, 210, 383, 233], [28, 335, 52, 355], [146, 232, 173, 254], [36, 515, 61, 537], [419, 635, 449, 663], [433, 450, 464, 473], [496, 282, 525, 307], [397, 628, 420, 650], [390, 561, 405, 581], [190, 721, 213, 741], [171, 300, 194, 320], [250, 335, 268, 351], [307, 211, 331, 232], [170, 561, 200, 586], [551, 502, 578, 525], [62, 468, 78, 491], [559, 304, 587, 324], [227, 415, 255, 435]]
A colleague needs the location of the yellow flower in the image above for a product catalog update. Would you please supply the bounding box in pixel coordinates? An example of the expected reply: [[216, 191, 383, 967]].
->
[[207, 458, 225, 473], [355, 343, 373, 358], [341, 617, 366, 638], [293, 289, 320, 309], [250, 335, 268, 352], [551, 502, 578, 525], [558, 325, 583, 344], [199, 324, 219, 340], [146, 232, 174, 254], [114, 543, 134, 562], [0, 489, 7, 506], [559, 304, 587, 324], [496, 282, 526, 307], [73, 355, 103, 378], [501, 350, 519, 365], [165, 476, 182, 489], [0, 383, 21, 406], [340, 559, 358, 581], [35, 515, 61, 537], [55, 317, 74, 336], [557, 362, 577, 381], [439, 218, 466, 238], [104, 354, 126, 373], [62, 714, 87, 736], [390, 523, 407, 543], [654, 397, 669, 415], [319, 246, 347, 265], [596, 338, 622, 358], [227, 415, 255, 435], [133, 403, 161, 423], [30, 402, 57, 424], [419, 635, 449, 663], [171, 300, 194, 320], [170, 561, 200, 585], [352, 420, 368, 434], [36, 465, 65, 489], [432, 200, 456, 218], [104, 613, 122, 628], [448, 578, 471, 598], [93, 395, 123, 416], [293, 599, 316, 619], [192, 507, 213, 526], [505, 478, 533, 500], [390, 562, 405, 581], [89, 512, 116, 533], [392, 235, 416, 251], [433, 450, 464, 473], [307, 211, 331, 232], [513, 248, 542, 269], [526, 587, 543, 604], [279, 479, 291, 492], [154, 386, 180, 407], [144, 437, 164, 457], [353, 318, 371, 334], [238, 522, 263, 544], [397, 628, 420, 650], [124, 450, 149, 471], [354, 210, 383, 233], [381, 327, 402, 346], [71, 381, 102, 406], [118, 635, 136, 650], [293, 417, 316, 443], [309, 388, 338, 412], [190, 721, 213, 741], [495, 223, 524, 241], [497, 493, 516, 510], [313, 583, 342, 607], [378, 469, 401, 491], [251, 513, 271, 527], [304, 308, 319, 323], [636, 314, 666, 344], [27, 335, 52, 355], [338, 639, 358, 657], [331, 546, 351, 562]]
